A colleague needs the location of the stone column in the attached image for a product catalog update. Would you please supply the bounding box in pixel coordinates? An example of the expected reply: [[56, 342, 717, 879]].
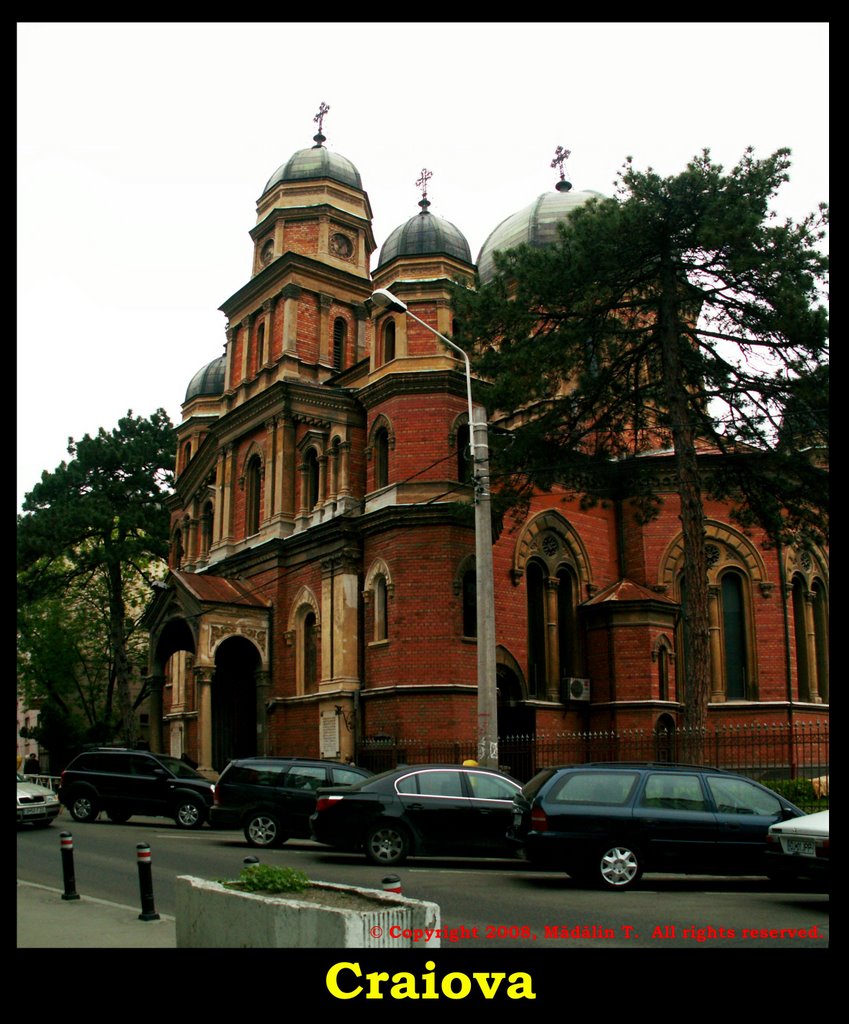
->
[[544, 576, 561, 701], [318, 453, 328, 508], [804, 591, 822, 703], [239, 314, 253, 383], [281, 284, 301, 354], [338, 440, 351, 498], [354, 304, 368, 363], [195, 667, 214, 773], [146, 675, 166, 754], [255, 669, 271, 755]]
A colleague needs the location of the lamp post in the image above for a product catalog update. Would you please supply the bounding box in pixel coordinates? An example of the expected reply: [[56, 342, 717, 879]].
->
[[370, 288, 498, 767]]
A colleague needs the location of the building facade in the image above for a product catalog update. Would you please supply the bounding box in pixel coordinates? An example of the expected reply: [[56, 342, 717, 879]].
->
[[141, 119, 828, 775]]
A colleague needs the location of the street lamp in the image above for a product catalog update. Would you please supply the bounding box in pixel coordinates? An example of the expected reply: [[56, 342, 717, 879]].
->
[[370, 288, 498, 767]]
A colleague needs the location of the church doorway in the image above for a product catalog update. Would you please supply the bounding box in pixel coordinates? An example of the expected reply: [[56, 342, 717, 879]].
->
[[211, 636, 259, 771]]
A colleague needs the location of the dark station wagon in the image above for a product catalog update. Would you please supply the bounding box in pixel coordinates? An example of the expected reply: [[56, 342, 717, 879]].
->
[[509, 762, 805, 889]]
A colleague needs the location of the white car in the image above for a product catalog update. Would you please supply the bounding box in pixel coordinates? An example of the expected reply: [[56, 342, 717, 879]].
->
[[766, 809, 829, 883], [17, 772, 61, 828]]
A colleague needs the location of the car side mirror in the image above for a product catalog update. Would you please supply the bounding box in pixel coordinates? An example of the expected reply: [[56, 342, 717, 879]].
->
[[780, 805, 798, 821]]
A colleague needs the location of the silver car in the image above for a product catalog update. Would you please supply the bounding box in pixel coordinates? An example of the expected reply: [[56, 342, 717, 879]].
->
[[17, 772, 61, 828]]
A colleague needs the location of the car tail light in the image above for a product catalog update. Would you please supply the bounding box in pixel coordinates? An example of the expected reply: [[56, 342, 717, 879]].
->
[[531, 806, 549, 832], [315, 795, 344, 814]]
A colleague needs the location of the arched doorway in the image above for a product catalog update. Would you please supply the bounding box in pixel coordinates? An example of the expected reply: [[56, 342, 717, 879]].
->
[[211, 636, 260, 771]]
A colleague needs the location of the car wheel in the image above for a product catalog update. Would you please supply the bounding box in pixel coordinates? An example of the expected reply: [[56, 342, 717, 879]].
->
[[596, 844, 643, 890], [174, 799, 205, 830], [107, 811, 132, 824], [244, 813, 286, 848], [69, 793, 99, 822], [364, 823, 409, 866]]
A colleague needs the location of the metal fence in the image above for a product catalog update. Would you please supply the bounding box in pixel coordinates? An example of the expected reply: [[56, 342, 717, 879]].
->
[[358, 720, 829, 795]]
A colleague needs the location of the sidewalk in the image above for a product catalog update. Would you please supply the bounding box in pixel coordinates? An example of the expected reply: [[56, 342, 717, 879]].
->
[[17, 880, 176, 948]]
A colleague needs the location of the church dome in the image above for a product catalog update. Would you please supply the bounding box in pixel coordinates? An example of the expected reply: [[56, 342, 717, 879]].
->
[[477, 187, 606, 284], [262, 140, 362, 194], [378, 203, 472, 268], [185, 354, 226, 402]]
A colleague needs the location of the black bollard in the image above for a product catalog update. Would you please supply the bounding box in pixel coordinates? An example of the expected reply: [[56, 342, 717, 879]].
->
[[59, 832, 80, 901], [136, 843, 160, 921]]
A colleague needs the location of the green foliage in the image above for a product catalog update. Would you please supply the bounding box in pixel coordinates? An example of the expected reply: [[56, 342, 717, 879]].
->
[[766, 778, 829, 814], [230, 864, 311, 894], [17, 410, 175, 748]]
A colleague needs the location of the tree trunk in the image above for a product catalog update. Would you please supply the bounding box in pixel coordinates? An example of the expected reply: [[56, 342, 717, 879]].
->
[[107, 558, 136, 748], [659, 259, 710, 760]]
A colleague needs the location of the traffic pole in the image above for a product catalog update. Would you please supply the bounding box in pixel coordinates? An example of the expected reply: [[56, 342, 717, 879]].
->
[[382, 875, 402, 894], [59, 832, 79, 901], [136, 843, 160, 921]]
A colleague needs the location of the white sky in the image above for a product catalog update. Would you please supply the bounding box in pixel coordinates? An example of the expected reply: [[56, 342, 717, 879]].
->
[[17, 21, 829, 512]]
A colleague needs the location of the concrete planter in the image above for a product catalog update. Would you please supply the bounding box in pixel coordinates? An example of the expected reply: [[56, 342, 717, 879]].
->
[[175, 875, 441, 948]]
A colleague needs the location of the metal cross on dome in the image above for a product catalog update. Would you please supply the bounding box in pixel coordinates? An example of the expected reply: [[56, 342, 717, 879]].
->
[[416, 168, 433, 202], [551, 145, 571, 180], [314, 102, 330, 134]]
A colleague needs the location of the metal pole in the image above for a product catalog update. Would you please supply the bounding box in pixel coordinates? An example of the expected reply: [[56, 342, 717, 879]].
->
[[398, 306, 499, 768], [59, 832, 79, 901], [136, 843, 160, 921]]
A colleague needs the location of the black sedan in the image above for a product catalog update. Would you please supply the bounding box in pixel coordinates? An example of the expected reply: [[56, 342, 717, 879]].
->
[[310, 764, 522, 866]]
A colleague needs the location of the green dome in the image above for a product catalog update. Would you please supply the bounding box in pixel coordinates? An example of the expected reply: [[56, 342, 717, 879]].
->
[[263, 143, 362, 194], [477, 188, 606, 283], [378, 208, 472, 268], [185, 355, 225, 402]]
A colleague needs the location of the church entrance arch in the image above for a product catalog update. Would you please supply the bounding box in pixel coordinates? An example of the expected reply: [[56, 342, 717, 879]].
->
[[211, 636, 260, 771]]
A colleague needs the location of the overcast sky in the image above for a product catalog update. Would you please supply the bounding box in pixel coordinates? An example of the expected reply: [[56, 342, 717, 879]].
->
[[17, 21, 829, 512]]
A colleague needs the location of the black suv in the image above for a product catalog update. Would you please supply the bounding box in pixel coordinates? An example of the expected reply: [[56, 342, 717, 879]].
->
[[509, 762, 804, 890], [58, 748, 215, 829], [210, 756, 373, 848]]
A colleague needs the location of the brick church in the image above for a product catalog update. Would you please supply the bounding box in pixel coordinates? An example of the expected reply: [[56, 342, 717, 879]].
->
[[142, 110, 829, 774]]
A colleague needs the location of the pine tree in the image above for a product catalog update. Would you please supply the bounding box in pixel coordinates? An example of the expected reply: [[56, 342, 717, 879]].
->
[[454, 148, 828, 742]]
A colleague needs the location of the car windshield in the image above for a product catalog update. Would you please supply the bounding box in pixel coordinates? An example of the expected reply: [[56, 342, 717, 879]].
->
[[154, 755, 205, 779]]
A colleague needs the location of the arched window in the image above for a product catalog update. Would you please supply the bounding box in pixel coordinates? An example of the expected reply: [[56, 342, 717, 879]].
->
[[333, 317, 346, 372], [721, 571, 747, 700], [462, 568, 477, 638], [527, 561, 547, 698], [457, 421, 472, 483], [382, 320, 396, 364], [373, 427, 389, 490], [305, 448, 320, 509], [374, 576, 389, 641], [556, 566, 578, 680], [182, 442, 192, 471], [303, 611, 318, 693], [245, 454, 262, 535], [658, 646, 670, 701]]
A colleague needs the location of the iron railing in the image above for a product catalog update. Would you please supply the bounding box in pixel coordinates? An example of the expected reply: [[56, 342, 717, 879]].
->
[[358, 721, 829, 809]]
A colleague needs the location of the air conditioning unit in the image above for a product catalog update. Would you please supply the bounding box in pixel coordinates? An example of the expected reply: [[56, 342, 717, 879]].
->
[[561, 677, 591, 703]]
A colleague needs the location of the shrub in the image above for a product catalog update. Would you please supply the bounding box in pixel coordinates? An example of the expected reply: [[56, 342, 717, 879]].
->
[[765, 778, 828, 813], [229, 864, 310, 894]]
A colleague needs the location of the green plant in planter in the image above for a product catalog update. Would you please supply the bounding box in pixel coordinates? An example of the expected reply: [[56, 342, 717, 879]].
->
[[223, 864, 310, 894]]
